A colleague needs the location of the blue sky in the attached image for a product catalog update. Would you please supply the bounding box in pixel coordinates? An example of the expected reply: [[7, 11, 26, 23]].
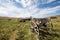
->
[[0, 0, 60, 18]]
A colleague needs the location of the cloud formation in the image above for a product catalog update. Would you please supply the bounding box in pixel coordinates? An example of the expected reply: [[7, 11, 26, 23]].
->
[[0, 0, 60, 18], [33, 6, 60, 18]]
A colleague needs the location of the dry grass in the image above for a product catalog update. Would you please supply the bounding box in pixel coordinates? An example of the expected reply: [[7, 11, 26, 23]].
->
[[0, 15, 60, 40]]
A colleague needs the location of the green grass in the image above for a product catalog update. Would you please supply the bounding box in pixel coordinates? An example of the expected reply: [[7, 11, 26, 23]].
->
[[50, 19, 60, 40], [0, 19, 31, 40], [0, 16, 60, 40]]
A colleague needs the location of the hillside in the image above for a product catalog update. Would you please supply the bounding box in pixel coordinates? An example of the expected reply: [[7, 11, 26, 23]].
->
[[0, 16, 31, 40], [0, 15, 60, 40]]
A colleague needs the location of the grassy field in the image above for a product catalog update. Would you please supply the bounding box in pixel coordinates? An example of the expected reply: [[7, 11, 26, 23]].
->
[[42, 15, 60, 40], [49, 16, 60, 40], [0, 15, 60, 40], [0, 18, 31, 40]]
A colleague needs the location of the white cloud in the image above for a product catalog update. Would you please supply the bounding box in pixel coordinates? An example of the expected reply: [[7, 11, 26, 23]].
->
[[40, 6, 60, 15], [0, 4, 31, 18], [37, 0, 55, 4], [32, 6, 60, 18], [0, 0, 31, 18], [16, 0, 55, 7], [16, 0, 32, 7], [47, 0, 55, 3], [46, 0, 55, 4], [0, 0, 60, 18], [16, 0, 39, 8]]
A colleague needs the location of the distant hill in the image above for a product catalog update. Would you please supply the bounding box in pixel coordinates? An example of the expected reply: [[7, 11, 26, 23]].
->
[[0, 16, 20, 21], [0, 15, 60, 21]]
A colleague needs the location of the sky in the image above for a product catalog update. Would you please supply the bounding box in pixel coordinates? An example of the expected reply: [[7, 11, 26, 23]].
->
[[0, 0, 60, 18]]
